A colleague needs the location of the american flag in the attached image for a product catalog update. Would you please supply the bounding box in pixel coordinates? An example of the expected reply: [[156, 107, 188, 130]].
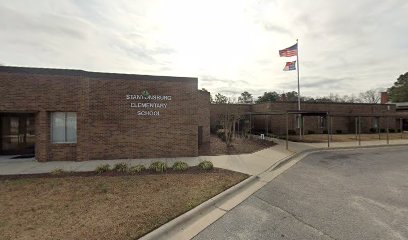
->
[[283, 61, 296, 71], [279, 43, 298, 57]]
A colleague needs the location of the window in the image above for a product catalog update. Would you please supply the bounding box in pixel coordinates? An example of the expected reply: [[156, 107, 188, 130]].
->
[[51, 112, 77, 143]]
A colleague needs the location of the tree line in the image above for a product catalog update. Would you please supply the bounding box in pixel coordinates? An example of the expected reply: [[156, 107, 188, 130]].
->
[[206, 89, 381, 104], [204, 71, 408, 104]]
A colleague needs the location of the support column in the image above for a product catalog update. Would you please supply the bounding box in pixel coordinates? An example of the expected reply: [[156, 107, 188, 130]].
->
[[400, 118, 403, 139], [327, 114, 330, 148], [386, 117, 389, 144], [286, 113, 289, 150], [358, 116, 361, 146], [249, 113, 252, 136], [35, 111, 48, 162], [330, 116, 333, 141], [355, 117, 358, 142]]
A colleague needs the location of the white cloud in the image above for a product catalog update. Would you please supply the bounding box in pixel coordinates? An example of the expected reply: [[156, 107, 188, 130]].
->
[[0, 0, 407, 98]]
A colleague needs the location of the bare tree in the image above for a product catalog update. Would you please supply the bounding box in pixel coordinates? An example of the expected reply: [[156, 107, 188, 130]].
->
[[341, 94, 362, 103], [359, 89, 381, 103], [218, 100, 241, 147]]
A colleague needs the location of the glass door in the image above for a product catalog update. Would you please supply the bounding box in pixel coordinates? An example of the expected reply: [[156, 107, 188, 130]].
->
[[0, 114, 35, 155]]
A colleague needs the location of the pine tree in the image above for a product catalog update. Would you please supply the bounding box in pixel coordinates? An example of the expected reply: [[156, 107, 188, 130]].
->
[[389, 72, 408, 102]]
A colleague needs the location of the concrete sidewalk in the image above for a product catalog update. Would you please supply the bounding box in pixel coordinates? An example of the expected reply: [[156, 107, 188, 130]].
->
[[0, 138, 407, 176], [200, 142, 293, 175], [0, 142, 293, 175], [0, 155, 202, 176]]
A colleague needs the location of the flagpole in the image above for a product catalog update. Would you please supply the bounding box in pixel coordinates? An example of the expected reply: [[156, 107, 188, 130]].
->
[[297, 39, 300, 111], [296, 39, 302, 139]]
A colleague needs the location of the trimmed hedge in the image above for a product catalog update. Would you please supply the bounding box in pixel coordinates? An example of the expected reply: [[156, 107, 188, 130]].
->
[[198, 161, 213, 170], [95, 164, 111, 174], [113, 162, 129, 172], [128, 165, 145, 174], [149, 161, 167, 173], [172, 161, 189, 171]]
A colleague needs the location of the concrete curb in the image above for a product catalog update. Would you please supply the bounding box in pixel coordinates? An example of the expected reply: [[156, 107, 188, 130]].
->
[[140, 143, 408, 240], [139, 174, 259, 240]]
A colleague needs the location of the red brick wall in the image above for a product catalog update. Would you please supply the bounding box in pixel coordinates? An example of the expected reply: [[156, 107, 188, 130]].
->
[[198, 91, 210, 145], [210, 101, 399, 135], [381, 92, 389, 104], [86, 76, 198, 160], [252, 102, 397, 134], [0, 66, 200, 161]]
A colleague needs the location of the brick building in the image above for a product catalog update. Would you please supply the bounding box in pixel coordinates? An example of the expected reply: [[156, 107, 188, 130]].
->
[[0, 66, 210, 161], [381, 91, 408, 131], [1, 65, 406, 162], [210, 101, 407, 136]]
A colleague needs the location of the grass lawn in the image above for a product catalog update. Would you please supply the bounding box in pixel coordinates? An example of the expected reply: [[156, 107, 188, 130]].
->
[[288, 133, 408, 143], [0, 169, 247, 240]]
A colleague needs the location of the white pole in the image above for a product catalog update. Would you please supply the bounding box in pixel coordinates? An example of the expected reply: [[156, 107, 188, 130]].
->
[[297, 39, 302, 140], [297, 39, 300, 111]]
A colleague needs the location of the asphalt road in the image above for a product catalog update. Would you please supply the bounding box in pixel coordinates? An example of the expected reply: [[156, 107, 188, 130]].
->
[[193, 147, 408, 240]]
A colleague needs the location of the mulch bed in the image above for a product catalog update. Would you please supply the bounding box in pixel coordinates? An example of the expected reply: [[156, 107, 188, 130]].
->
[[0, 167, 231, 181], [199, 134, 276, 156]]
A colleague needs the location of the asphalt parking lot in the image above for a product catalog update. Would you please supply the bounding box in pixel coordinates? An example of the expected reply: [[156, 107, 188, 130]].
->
[[194, 147, 408, 240]]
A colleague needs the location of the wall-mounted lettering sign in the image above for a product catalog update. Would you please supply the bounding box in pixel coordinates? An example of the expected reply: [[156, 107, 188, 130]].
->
[[125, 91, 172, 116]]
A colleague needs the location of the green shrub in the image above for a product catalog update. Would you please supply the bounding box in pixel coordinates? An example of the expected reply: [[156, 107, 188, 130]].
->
[[322, 130, 328, 134], [389, 128, 396, 133], [172, 161, 189, 171], [198, 161, 213, 170], [51, 168, 65, 175], [95, 164, 111, 174], [128, 164, 145, 174], [397, 129, 402, 133], [307, 130, 315, 134], [149, 161, 167, 173], [335, 130, 342, 134], [380, 128, 386, 133], [369, 128, 377, 133], [113, 162, 129, 172]]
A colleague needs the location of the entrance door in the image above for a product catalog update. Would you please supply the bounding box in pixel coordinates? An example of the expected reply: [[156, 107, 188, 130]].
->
[[404, 119, 408, 131], [0, 113, 35, 155]]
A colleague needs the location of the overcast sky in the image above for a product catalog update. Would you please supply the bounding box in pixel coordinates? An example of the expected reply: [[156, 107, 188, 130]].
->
[[0, 0, 407, 98]]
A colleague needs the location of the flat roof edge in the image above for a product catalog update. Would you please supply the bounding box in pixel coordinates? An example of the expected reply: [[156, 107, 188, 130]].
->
[[0, 66, 197, 82]]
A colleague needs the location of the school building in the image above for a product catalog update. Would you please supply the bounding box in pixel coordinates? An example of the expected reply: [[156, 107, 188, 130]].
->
[[1, 66, 407, 162], [0, 66, 210, 161]]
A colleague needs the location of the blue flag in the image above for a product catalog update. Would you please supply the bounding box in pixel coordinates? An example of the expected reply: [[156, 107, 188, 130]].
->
[[283, 61, 296, 71]]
